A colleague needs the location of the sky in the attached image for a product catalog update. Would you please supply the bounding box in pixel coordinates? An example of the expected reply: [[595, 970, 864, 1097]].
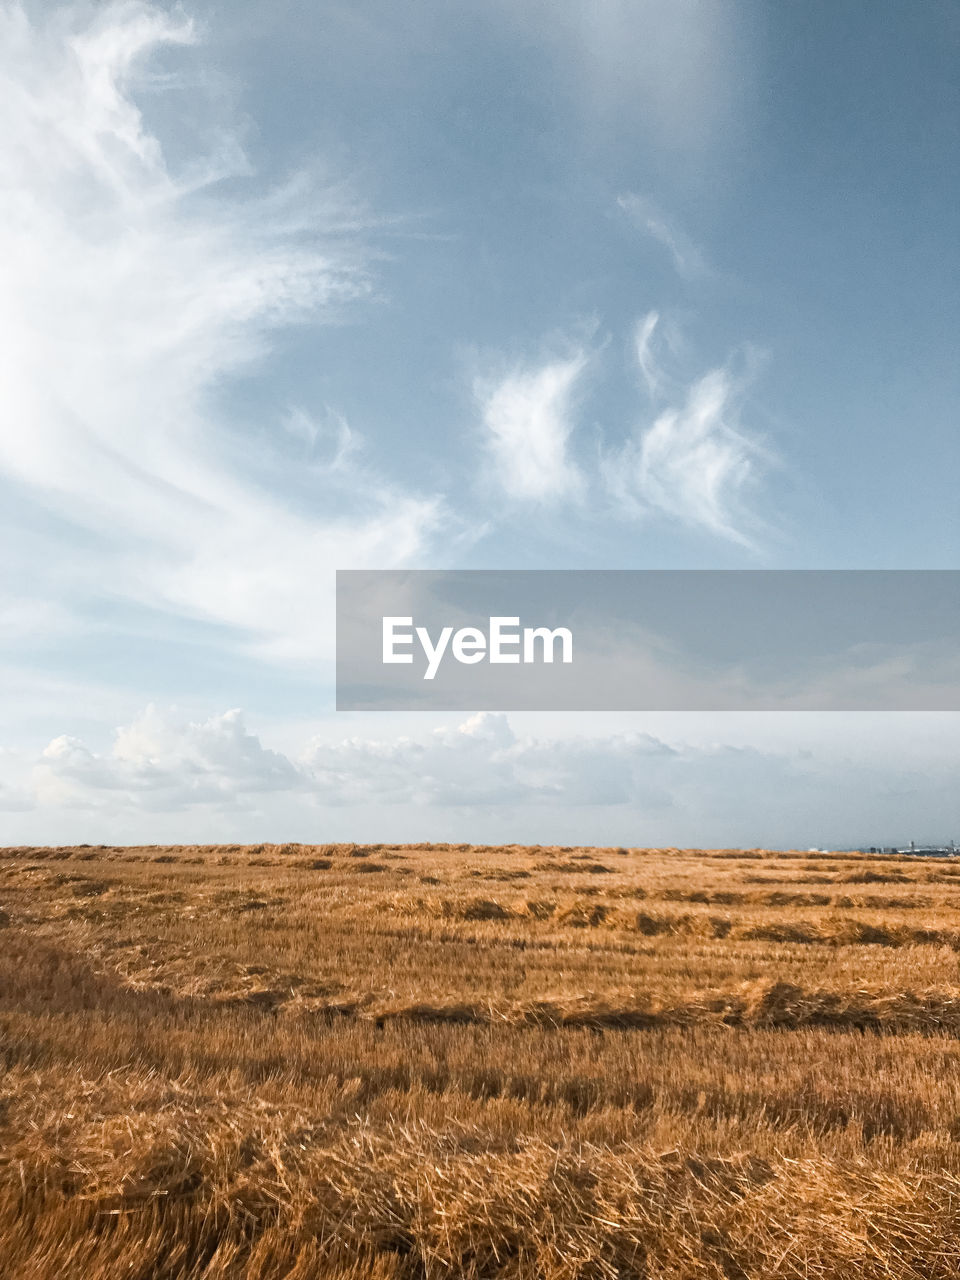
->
[[1, 0, 958, 848]]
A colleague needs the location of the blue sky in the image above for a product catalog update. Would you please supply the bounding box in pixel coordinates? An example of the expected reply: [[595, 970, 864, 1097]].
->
[[0, 0, 957, 846]]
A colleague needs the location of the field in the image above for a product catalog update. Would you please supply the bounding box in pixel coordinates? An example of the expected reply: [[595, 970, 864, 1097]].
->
[[4, 841, 960, 1278]]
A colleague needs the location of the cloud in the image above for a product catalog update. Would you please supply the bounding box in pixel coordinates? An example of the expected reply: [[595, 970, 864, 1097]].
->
[[474, 351, 588, 502], [0, 0, 772, 671], [26, 708, 678, 812], [305, 712, 679, 810], [281, 405, 357, 471], [633, 310, 668, 399], [0, 1, 447, 663], [604, 318, 770, 546], [35, 706, 301, 811], [470, 316, 771, 546], [620, 370, 763, 546], [3, 707, 956, 847], [618, 194, 708, 279]]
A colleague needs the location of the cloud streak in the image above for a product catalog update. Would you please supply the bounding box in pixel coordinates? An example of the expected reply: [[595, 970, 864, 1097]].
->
[[613, 369, 765, 547], [0, 1, 446, 662], [603, 314, 770, 547], [634, 310, 669, 399], [618, 193, 708, 279], [474, 351, 588, 502], [477, 315, 772, 547]]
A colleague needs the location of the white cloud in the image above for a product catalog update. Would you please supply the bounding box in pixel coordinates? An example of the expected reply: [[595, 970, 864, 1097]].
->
[[0, 1, 447, 663], [0, 0, 771, 673], [618, 193, 708, 279], [35, 705, 301, 811], [17, 707, 684, 814], [626, 370, 763, 546], [5, 707, 955, 849], [471, 317, 771, 546], [604, 318, 770, 547], [633, 310, 668, 399], [474, 351, 588, 502], [281, 405, 357, 471], [26, 707, 680, 812]]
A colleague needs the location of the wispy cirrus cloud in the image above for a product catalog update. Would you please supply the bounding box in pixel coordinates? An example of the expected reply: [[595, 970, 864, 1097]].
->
[[475, 314, 771, 547], [618, 193, 708, 279], [0, 1, 447, 663], [604, 312, 771, 547], [607, 368, 766, 548], [474, 350, 589, 502], [634, 310, 670, 399]]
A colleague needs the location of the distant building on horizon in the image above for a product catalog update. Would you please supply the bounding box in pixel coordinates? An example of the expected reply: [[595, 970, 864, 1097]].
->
[[859, 840, 958, 857]]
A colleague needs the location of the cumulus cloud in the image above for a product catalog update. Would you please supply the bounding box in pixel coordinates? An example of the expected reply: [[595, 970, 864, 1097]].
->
[[0, 1, 446, 662], [297, 713, 957, 848], [28, 708, 679, 813], [303, 714, 838, 818], [474, 351, 588, 502], [23, 706, 680, 813], [2, 707, 956, 847], [35, 706, 301, 811]]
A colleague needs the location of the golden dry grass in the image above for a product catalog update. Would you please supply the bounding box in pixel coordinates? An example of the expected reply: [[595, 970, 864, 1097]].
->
[[3, 840, 960, 1277]]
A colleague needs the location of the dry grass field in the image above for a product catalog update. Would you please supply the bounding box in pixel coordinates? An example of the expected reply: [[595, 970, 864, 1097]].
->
[[4, 841, 960, 1278]]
